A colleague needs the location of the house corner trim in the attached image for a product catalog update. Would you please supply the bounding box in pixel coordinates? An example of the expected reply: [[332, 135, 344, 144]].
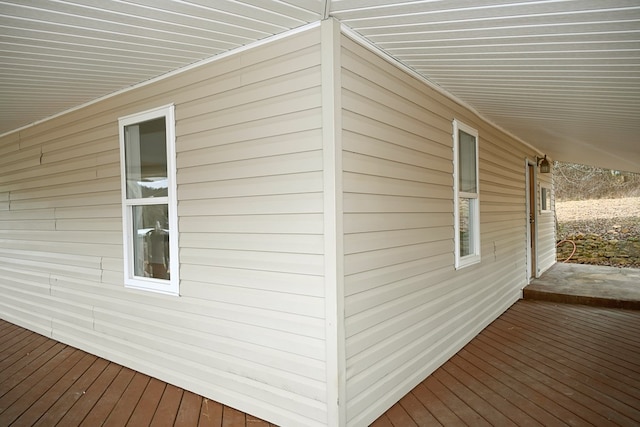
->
[[321, 16, 346, 427]]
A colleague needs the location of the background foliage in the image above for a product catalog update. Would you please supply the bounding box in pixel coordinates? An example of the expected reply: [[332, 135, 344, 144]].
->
[[554, 162, 640, 268], [553, 162, 640, 201]]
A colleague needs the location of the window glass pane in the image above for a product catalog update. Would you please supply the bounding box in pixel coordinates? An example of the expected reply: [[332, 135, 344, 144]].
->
[[459, 197, 472, 257], [541, 187, 549, 210], [132, 204, 170, 280], [125, 117, 168, 199], [458, 130, 477, 193]]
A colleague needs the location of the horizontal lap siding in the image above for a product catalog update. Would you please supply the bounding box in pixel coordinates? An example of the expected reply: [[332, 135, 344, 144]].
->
[[0, 28, 327, 427], [341, 36, 534, 426], [172, 31, 327, 423], [0, 113, 121, 342]]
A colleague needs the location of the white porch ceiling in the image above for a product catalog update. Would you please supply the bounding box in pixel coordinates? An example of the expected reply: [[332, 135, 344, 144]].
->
[[1, 0, 639, 172]]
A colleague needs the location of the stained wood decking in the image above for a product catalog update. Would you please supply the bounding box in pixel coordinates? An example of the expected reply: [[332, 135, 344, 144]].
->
[[373, 300, 640, 427], [0, 322, 276, 427], [2, 300, 640, 426]]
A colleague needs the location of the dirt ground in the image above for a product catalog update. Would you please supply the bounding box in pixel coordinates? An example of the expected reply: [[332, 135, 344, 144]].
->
[[556, 197, 640, 239], [556, 197, 640, 241], [556, 196, 640, 222], [555, 197, 640, 268]]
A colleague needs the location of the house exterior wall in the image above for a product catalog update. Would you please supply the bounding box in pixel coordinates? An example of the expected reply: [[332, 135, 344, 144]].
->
[[0, 21, 558, 427], [339, 34, 555, 426], [0, 27, 329, 427]]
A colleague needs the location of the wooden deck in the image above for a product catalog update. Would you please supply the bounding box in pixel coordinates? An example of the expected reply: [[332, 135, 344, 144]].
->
[[373, 300, 640, 426], [0, 321, 276, 427], [2, 300, 640, 426]]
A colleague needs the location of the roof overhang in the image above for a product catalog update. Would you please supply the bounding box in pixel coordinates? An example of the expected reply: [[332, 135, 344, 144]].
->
[[1, 1, 639, 172]]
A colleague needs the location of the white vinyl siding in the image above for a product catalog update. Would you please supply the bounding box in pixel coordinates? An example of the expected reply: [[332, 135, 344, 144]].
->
[[0, 26, 328, 427], [340, 34, 535, 426], [0, 21, 561, 427]]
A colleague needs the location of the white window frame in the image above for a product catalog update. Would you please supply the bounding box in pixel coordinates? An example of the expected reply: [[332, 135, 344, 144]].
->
[[453, 119, 481, 269], [540, 185, 552, 213], [118, 104, 179, 295]]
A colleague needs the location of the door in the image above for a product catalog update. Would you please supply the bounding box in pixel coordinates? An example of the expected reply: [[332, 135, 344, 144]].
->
[[527, 163, 537, 279]]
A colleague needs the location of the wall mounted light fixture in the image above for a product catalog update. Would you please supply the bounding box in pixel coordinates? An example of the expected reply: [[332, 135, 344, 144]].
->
[[537, 155, 551, 173]]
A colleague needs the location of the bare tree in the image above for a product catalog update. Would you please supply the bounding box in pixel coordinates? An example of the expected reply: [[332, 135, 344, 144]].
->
[[554, 162, 640, 201]]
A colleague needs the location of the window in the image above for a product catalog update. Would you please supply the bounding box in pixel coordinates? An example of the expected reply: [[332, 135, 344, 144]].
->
[[453, 120, 480, 269], [540, 186, 552, 212], [119, 105, 179, 295]]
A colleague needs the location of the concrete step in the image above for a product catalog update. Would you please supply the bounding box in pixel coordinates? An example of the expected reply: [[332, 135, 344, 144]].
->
[[524, 263, 640, 310]]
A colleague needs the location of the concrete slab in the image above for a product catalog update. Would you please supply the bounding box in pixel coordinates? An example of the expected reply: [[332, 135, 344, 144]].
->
[[524, 262, 640, 310]]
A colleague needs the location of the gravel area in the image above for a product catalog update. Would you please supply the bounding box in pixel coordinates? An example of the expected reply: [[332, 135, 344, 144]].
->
[[556, 197, 640, 222], [556, 197, 640, 240], [556, 197, 640, 268]]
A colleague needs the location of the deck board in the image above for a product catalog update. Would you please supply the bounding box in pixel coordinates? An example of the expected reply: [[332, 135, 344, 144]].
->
[[410, 382, 466, 425], [476, 331, 632, 425], [198, 398, 224, 426], [382, 401, 418, 427], [126, 377, 167, 427], [2, 300, 639, 426], [488, 317, 640, 413], [32, 358, 110, 427], [80, 367, 136, 427], [431, 367, 517, 426], [0, 328, 31, 361], [445, 354, 549, 426], [1, 348, 86, 425], [396, 392, 441, 426], [174, 391, 202, 426], [1, 342, 66, 395], [503, 308, 640, 383], [150, 384, 184, 427], [56, 361, 123, 426], [373, 300, 640, 426], [102, 372, 151, 426], [0, 334, 51, 375]]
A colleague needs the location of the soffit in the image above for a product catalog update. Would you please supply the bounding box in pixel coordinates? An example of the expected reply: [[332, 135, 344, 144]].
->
[[330, 0, 640, 173], [1, 1, 639, 173], [0, 0, 322, 133]]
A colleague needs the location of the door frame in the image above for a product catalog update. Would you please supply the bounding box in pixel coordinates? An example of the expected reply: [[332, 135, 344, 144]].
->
[[526, 159, 538, 281]]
